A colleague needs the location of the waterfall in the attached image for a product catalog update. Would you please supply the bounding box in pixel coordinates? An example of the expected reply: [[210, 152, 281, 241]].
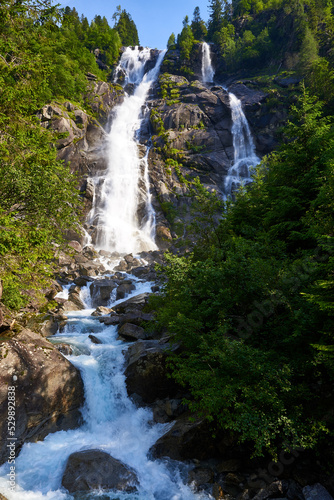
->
[[200, 42, 260, 196], [89, 47, 165, 254], [201, 42, 215, 83], [0, 281, 211, 500], [224, 94, 260, 196]]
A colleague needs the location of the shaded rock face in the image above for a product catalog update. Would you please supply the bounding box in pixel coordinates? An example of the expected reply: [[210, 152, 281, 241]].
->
[[228, 82, 284, 154], [62, 449, 138, 494], [124, 339, 180, 403], [37, 80, 125, 229], [0, 328, 84, 465], [146, 75, 234, 246]]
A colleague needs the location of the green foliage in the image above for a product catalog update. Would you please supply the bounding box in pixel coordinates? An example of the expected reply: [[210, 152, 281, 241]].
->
[[115, 9, 139, 46], [154, 87, 334, 457], [167, 33, 176, 48], [191, 7, 208, 41], [177, 24, 195, 61]]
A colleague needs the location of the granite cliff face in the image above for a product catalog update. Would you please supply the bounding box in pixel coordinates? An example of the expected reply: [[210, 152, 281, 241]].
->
[[37, 47, 289, 251]]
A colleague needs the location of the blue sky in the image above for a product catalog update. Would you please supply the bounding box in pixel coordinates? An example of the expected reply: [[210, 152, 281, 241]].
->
[[58, 0, 210, 49]]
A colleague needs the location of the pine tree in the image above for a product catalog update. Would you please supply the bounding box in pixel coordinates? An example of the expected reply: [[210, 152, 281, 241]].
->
[[207, 0, 224, 40], [191, 6, 208, 41]]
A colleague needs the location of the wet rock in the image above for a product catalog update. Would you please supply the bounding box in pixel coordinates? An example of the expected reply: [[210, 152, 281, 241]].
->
[[303, 484, 334, 500], [0, 329, 84, 465], [39, 316, 59, 337], [68, 290, 85, 310], [116, 282, 136, 300], [88, 334, 102, 344], [114, 293, 150, 314], [118, 310, 154, 328], [152, 398, 187, 423], [74, 276, 94, 287], [61, 449, 138, 493], [252, 480, 288, 500], [57, 343, 73, 355], [118, 323, 148, 342], [91, 306, 113, 317], [188, 467, 215, 487], [150, 414, 221, 461], [101, 315, 121, 326], [89, 279, 117, 307], [124, 339, 179, 403]]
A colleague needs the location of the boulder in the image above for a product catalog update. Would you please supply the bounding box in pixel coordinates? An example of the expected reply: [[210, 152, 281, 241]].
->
[[0, 329, 84, 465], [68, 291, 85, 310], [150, 414, 221, 461], [124, 339, 179, 403], [114, 293, 150, 314], [116, 282, 136, 300], [89, 334, 102, 344], [61, 449, 138, 493], [303, 484, 334, 500], [118, 310, 154, 327], [89, 279, 117, 307], [91, 306, 113, 317], [118, 323, 148, 342], [57, 343, 73, 355]]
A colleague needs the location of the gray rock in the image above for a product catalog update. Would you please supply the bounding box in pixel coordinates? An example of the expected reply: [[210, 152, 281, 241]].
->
[[303, 484, 334, 500], [62, 449, 138, 493], [57, 343, 73, 355], [88, 335, 102, 344], [118, 323, 148, 342], [124, 339, 179, 403], [91, 306, 113, 317], [89, 279, 117, 307], [116, 282, 136, 300], [0, 329, 84, 465], [114, 293, 150, 314]]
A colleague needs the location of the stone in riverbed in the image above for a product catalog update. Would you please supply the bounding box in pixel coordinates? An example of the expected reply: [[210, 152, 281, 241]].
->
[[116, 282, 136, 300], [91, 306, 113, 316], [118, 323, 148, 342], [0, 329, 84, 465], [89, 279, 117, 307], [61, 449, 138, 493], [303, 484, 334, 500], [114, 293, 150, 314], [88, 334, 102, 344]]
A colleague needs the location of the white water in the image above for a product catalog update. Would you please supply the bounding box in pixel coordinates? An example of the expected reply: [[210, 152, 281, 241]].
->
[[0, 279, 211, 500], [201, 43, 215, 83], [224, 93, 260, 196], [89, 47, 165, 254], [0, 47, 213, 499], [201, 42, 260, 196]]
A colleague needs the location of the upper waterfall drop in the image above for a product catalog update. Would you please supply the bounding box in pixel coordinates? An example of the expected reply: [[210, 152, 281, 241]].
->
[[89, 47, 165, 255], [200, 41, 260, 197], [201, 42, 215, 83]]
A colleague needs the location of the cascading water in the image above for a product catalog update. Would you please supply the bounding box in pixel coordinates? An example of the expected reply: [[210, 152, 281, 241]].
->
[[224, 94, 260, 195], [0, 47, 213, 500], [89, 47, 164, 254], [201, 42, 260, 196], [201, 42, 215, 83]]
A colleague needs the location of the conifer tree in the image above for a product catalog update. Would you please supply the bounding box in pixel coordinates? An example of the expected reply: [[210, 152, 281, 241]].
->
[[191, 6, 208, 41]]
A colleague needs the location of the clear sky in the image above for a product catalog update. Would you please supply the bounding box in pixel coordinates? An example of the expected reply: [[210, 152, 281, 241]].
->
[[58, 0, 210, 49]]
